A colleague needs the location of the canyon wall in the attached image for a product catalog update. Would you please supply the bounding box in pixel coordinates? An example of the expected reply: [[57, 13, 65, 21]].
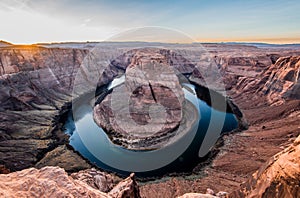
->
[[0, 46, 88, 171]]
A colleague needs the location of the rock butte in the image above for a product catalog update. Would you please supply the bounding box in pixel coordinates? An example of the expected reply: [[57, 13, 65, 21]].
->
[[94, 49, 196, 150]]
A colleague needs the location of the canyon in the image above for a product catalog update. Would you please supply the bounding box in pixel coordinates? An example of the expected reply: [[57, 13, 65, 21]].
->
[[0, 42, 299, 197]]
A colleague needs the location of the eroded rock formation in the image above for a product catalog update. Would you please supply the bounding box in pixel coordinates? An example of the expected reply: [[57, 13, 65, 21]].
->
[[71, 168, 121, 192], [0, 166, 141, 198], [231, 134, 300, 198], [260, 56, 300, 103], [94, 49, 190, 150]]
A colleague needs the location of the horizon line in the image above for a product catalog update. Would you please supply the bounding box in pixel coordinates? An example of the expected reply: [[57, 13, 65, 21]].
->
[[2, 39, 300, 46]]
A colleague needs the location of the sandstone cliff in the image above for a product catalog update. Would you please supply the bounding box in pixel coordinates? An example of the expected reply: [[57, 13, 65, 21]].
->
[[0, 46, 89, 172], [259, 56, 300, 103], [231, 134, 300, 198]]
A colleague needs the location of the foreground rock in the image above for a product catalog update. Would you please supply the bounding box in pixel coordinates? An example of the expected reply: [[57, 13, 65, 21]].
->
[[231, 134, 300, 198], [177, 188, 228, 198], [177, 193, 217, 198], [71, 168, 121, 192], [0, 166, 141, 198]]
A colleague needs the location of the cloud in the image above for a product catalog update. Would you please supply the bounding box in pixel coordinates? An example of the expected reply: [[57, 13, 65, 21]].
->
[[0, 0, 300, 43], [0, 2, 120, 43]]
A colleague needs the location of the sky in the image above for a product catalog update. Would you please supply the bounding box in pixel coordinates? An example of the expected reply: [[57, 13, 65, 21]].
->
[[0, 0, 300, 44]]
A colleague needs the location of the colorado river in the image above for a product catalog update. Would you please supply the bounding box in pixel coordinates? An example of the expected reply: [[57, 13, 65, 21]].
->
[[63, 78, 238, 177]]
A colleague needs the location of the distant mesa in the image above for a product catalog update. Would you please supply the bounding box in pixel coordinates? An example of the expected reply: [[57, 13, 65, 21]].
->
[[0, 40, 13, 47]]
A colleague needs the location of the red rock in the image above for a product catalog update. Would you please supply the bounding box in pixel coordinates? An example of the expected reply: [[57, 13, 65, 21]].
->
[[260, 56, 300, 103], [0, 166, 141, 198], [231, 135, 300, 198]]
